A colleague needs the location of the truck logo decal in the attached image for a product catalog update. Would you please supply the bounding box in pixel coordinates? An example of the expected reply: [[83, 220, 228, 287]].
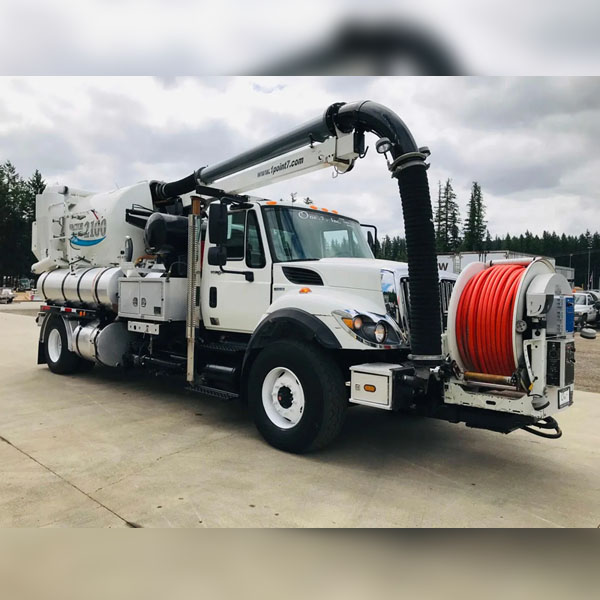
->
[[69, 214, 107, 247], [257, 156, 304, 179]]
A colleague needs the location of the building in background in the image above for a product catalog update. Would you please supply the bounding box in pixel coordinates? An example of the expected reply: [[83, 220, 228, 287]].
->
[[437, 250, 575, 284]]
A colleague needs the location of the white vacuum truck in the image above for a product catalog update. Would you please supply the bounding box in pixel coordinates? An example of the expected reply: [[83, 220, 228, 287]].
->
[[31, 101, 575, 452]]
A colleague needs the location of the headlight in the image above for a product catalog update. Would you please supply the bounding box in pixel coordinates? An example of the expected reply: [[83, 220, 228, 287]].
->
[[332, 310, 403, 348]]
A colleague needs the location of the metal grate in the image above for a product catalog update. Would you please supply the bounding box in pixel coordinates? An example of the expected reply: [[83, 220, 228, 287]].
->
[[282, 267, 324, 286]]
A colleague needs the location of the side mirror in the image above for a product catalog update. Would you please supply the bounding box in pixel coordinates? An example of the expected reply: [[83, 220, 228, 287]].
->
[[209, 202, 228, 245], [595, 302, 600, 310], [207, 246, 227, 266], [367, 230, 375, 252], [361, 223, 378, 254]]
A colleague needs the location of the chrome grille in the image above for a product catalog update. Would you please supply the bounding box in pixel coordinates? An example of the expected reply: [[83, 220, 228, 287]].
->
[[396, 276, 456, 336]]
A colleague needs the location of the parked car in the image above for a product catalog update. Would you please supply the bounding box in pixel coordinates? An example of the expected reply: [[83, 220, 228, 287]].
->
[[16, 277, 32, 292], [574, 292, 600, 329], [0, 287, 16, 304]]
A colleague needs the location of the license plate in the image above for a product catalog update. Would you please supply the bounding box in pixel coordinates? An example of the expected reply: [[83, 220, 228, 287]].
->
[[558, 387, 571, 409]]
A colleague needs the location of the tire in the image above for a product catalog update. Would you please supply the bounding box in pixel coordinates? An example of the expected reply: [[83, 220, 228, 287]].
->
[[581, 327, 596, 340], [248, 339, 347, 453], [7, 298, 13, 304], [43, 316, 81, 374]]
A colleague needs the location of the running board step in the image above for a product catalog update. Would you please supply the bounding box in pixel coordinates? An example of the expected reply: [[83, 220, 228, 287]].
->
[[188, 384, 239, 401]]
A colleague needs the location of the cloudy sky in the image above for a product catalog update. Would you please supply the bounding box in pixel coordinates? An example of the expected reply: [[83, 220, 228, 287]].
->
[[1, 76, 599, 239]]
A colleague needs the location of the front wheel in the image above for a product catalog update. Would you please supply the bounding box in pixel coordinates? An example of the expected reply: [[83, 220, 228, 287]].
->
[[248, 339, 347, 453]]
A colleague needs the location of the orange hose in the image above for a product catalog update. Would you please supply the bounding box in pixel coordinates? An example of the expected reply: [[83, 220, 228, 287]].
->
[[456, 264, 526, 376]]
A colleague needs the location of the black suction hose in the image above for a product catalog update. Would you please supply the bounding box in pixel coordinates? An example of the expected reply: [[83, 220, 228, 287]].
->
[[153, 173, 197, 202], [395, 165, 442, 361], [335, 101, 442, 362]]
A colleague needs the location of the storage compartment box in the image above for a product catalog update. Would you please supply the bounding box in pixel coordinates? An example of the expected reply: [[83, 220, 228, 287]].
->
[[118, 276, 187, 322], [350, 363, 406, 410]]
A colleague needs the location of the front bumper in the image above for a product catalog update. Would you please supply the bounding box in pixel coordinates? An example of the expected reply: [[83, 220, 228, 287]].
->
[[349, 362, 574, 422]]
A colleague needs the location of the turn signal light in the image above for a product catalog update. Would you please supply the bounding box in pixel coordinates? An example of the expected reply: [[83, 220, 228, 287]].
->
[[299, 287, 312, 294], [342, 317, 354, 328], [364, 384, 376, 393]]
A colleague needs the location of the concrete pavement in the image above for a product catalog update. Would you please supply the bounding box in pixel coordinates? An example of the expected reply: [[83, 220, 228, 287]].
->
[[1, 305, 598, 527]]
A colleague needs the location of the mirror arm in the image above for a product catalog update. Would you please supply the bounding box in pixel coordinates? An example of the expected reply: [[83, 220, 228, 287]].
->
[[219, 266, 255, 282]]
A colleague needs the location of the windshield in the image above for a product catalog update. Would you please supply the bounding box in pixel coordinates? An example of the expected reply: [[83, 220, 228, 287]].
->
[[263, 206, 373, 262], [574, 294, 587, 306]]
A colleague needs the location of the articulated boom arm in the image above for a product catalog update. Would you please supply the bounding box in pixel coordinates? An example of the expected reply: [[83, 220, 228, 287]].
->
[[211, 130, 361, 194], [155, 100, 443, 365]]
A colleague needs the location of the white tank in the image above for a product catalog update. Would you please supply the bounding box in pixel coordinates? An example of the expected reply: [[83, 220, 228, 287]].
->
[[32, 182, 153, 273], [38, 267, 122, 310]]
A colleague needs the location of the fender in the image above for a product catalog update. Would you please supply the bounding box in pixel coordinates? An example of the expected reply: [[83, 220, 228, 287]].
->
[[37, 313, 79, 364], [248, 307, 341, 351], [239, 308, 341, 397]]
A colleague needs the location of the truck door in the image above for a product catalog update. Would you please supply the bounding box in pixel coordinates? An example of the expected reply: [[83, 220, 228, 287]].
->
[[201, 208, 271, 333]]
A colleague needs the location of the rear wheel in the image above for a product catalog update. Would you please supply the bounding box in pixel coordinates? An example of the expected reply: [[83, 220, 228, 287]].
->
[[44, 316, 81, 374], [248, 339, 347, 453]]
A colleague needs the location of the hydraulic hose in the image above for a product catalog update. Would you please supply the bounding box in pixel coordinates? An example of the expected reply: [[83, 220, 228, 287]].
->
[[456, 264, 526, 376]]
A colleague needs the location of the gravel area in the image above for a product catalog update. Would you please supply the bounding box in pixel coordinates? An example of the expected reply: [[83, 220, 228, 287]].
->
[[574, 331, 600, 393]]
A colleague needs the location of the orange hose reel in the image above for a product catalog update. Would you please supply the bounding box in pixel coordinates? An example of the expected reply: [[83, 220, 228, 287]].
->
[[455, 264, 526, 376]]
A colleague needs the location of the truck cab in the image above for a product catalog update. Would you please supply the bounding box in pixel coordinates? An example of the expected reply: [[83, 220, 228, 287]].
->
[[201, 200, 415, 338]]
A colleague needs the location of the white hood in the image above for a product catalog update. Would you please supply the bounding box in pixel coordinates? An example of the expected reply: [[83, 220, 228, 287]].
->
[[276, 257, 409, 292]]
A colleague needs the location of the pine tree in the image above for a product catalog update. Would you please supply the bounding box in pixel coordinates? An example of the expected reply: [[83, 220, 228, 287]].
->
[[463, 181, 486, 251], [434, 178, 461, 252], [0, 162, 45, 278], [434, 180, 445, 252]]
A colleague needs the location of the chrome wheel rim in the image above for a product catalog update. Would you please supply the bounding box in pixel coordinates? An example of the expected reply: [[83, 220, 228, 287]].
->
[[47, 328, 62, 363], [261, 367, 305, 429]]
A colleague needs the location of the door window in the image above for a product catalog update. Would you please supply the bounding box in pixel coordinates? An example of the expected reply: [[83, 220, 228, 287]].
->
[[246, 211, 266, 268], [224, 211, 246, 260]]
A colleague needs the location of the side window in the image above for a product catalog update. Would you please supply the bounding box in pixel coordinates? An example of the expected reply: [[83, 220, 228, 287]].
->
[[224, 211, 246, 260], [246, 211, 266, 268]]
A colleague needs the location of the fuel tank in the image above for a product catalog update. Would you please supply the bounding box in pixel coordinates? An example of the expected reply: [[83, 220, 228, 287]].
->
[[37, 267, 122, 310]]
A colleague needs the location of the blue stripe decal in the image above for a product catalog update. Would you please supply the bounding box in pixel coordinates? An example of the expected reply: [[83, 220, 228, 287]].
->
[[70, 235, 106, 247]]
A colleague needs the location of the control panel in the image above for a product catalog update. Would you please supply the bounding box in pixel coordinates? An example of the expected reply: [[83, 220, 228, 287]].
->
[[546, 340, 575, 387], [546, 295, 575, 336]]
